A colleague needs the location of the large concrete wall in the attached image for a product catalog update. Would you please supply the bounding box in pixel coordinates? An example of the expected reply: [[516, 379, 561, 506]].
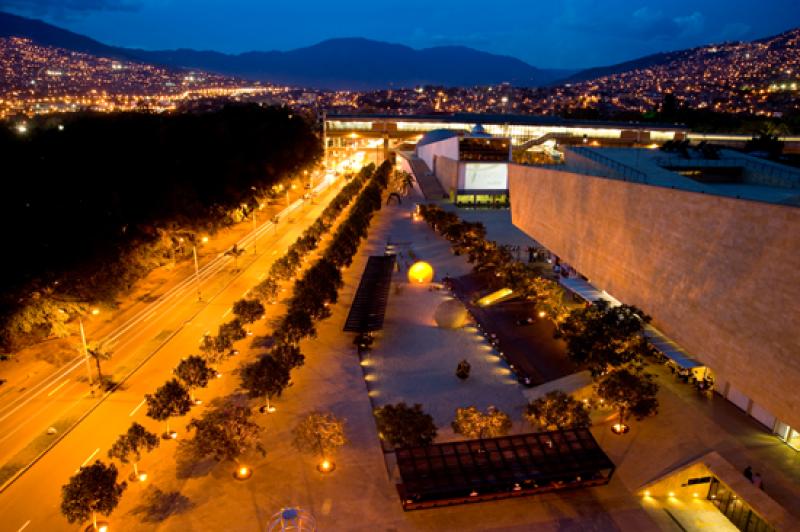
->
[[434, 155, 460, 194], [509, 164, 800, 429]]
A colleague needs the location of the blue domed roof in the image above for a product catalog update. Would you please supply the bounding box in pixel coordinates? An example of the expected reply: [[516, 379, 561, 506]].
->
[[417, 128, 463, 148], [470, 124, 491, 137]]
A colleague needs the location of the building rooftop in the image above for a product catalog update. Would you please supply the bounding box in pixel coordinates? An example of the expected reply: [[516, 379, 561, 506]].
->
[[326, 112, 687, 132], [564, 146, 800, 206]]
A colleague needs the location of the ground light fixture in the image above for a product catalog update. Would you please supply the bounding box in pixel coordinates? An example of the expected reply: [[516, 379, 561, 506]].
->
[[86, 521, 109, 532], [611, 423, 630, 435], [317, 459, 335, 473], [538, 310, 546, 318], [234, 465, 253, 480], [137, 472, 148, 482]]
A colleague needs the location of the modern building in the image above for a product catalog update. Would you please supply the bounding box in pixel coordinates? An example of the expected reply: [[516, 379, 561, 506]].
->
[[323, 112, 689, 171], [508, 145, 800, 449], [410, 125, 512, 206]]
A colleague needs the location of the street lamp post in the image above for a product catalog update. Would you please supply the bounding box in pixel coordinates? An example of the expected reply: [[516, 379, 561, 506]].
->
[[252, 209, 257, 255], [192, 235, 208, 302], [78, 316, 93, 387], [192, 245, 201, 302]]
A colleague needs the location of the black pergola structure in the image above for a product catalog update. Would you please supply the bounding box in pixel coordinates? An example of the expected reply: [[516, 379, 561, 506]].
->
[[344, 255, 396, 332], [395, 428, 615, 510]]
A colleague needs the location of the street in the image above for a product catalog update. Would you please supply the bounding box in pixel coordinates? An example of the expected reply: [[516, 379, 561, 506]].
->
[[0, 173, 344, 531]]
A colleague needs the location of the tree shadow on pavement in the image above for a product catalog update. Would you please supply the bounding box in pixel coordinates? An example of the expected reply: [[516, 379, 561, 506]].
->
[[174, 438, 217, 479], [129, 485, 195, 523]]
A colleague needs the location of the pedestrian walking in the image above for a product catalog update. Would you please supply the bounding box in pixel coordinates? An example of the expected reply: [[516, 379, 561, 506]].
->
[[743, 465, 753, 482], [752, 472, 763, 489]]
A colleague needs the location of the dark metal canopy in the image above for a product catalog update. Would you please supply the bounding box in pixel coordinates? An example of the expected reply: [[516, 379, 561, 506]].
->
[[343, 255, 396, 333], [395, 428, 615, 510]]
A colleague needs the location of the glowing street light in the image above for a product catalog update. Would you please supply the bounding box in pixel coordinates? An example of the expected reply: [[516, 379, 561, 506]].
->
[[611, 422, 630, 435], [234, 465, 252, 480], [317, 459, 335, 473]]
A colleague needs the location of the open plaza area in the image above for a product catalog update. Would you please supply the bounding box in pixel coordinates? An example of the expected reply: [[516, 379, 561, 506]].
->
[[69, 183, 794, 531]]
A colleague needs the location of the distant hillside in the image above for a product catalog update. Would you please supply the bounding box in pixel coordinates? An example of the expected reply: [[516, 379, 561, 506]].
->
[[0, 11, 570, 89], [558, 50, 691, 84], [559, 27, 800, 85], [0, 10, 132, 59]]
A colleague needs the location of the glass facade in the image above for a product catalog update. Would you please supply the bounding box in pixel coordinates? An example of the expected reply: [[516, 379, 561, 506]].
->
[[707, 478, 775, 532]]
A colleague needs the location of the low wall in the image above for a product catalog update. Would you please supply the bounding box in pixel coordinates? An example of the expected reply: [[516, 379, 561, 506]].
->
[[509, 164, 800, 430]]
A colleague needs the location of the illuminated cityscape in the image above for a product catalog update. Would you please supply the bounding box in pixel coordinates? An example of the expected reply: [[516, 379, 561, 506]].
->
[[0, 3, 799, 532]]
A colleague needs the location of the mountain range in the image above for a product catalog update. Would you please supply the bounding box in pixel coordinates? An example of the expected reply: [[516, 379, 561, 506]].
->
[[0, 10, 797, 91], [0, 11, 571, 89]]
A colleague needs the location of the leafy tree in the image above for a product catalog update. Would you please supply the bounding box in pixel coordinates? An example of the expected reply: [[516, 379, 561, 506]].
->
[[107, 422, 159, 478], [271, 341, 304, 370], [218, 318, 246, 343], [555, 299, 652, 377], [525, 277, 568, 322], [596, 368, 659, 429], [252, 277, 279, 304], [373, 402, 437, 448], [145, 378, 193, 436], [233, 299, 265, 325], [87, 345, 112, 386], [174, 355, 216, 402], [240, 354, 291, 412], [224, 243, 246, 270], [451, 406, 512, 440], [199, 333, 228, 364], [291, 411, 347, 461], [456, 360, 471, 380], [60, 460, 127, 529], [525, 391, 591, 431], [274, 309, 316, 345], [187, 401, 264, 463]]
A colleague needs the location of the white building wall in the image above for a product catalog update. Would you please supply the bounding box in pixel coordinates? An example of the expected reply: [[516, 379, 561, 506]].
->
[[416, 137, 459, 174]]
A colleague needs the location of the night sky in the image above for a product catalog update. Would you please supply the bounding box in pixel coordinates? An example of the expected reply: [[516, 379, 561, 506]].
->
[[2, 0, 800, 68]]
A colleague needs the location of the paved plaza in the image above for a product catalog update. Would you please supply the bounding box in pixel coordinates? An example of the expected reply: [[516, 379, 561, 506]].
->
[[107, 192, 800, 531]]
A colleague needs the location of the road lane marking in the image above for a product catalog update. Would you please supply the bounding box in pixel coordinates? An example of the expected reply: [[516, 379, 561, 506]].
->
[[271, 250, 277, 255], [46, 379, 70, 397], [17, 520, 30, 532], [77, 448, 100, 471], [258, 272, 266, 280], [221, 307, 232, 319], [129, 398, 147, 417], [241, 289, 249, 298]]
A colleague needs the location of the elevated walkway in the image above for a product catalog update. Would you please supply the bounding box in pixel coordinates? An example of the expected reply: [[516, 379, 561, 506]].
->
[[406, 155, 447, 200]]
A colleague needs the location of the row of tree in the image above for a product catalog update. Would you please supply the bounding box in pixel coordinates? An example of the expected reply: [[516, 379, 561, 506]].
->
[[59, 161, 395, 529], [418, 204, 659, 433], [373, 398, 587, 450], [418, 204, 569, 322]]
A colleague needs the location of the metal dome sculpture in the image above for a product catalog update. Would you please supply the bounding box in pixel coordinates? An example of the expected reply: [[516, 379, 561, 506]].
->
[[268, 507, 316, 532], [434, 298, 468, 329]]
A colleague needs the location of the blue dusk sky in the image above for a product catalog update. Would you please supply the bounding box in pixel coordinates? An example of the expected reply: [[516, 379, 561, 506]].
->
[[1, 0, 799, 68]]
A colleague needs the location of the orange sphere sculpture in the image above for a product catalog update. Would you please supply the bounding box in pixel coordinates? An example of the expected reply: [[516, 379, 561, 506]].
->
[[407, 261, 434, 284]]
